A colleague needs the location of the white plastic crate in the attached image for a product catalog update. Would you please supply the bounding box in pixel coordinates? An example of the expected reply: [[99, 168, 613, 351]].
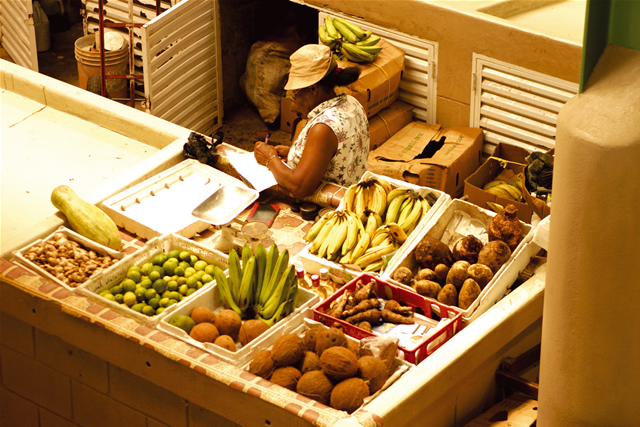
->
[[298, 171, 450, 277], [12, 226, 127, 292], [240, 317, 413, 409], [382, 198, 535, 323], [157, 285, 320, 367], [101, 159, 248, 241], [77, 233, 229, 327]]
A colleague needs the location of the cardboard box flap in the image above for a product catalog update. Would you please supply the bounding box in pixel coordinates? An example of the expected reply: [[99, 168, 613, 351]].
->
[[372, 121, 442, 162]]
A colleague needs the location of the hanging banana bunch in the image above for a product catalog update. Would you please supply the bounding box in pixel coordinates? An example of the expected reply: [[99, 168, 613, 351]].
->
[[318, 15, 383, 63], [213, 243, 299, 327]]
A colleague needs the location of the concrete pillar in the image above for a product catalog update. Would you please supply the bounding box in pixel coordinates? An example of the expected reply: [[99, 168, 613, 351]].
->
[[538, 45, 640, 426]]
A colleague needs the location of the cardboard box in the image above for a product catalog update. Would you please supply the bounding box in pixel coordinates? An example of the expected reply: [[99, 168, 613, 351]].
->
[[367, 122, 484, 198], [337, 39, 405, 118], [464, 158, 533, 223], [368, 100, 414, 151], [463, 393, 537, 427]]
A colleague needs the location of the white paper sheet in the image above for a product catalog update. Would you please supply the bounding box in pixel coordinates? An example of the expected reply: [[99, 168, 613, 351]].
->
[[224, 150, 279, 192]]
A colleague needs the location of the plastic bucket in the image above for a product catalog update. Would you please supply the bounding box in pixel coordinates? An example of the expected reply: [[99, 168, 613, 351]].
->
[[74, 34, 129, 99]]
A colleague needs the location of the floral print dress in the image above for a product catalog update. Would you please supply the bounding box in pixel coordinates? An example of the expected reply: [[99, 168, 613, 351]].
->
[[286, 93, 369, 187]]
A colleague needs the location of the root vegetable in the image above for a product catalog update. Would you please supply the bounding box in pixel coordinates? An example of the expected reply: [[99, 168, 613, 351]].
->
[[345, 309, 382, 325], [477, 240, 512, 274], [437, 284, 458, 306], [383, 300, 413, 315], [413, 279, 442, 299], [446, 260, 471, 290], [458, 278, 482, 310], [392, 266, 414, 286], [342, 298, 381, 317], [488, 204, 524, 252], [467, 264, 493, 290], [434, 264, 450, 285], [357, 321, 372, 332], [452, 235, 484, 264], [413, 236, 453, 270], [415, 268, 436, 282], [354, 280, 375, 304], [380, 309, 413, 324]]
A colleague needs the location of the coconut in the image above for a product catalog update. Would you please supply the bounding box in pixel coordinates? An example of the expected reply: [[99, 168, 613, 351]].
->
[[214, 309, 242, 341], [213, 335, 236, 352], [296, 370, 334, 405], [189, 322, 219, 343], [315, 327, 348, 356], [249, 349, 276, 379], [190, 306, 216, 324], [357, 356, 389, 394], [297, 351, 321, 374], [271, 333, 305, 367], [320, 346, 358, 382], [302, 325, 323, 352], [238, 319, 269, 346], [330, 377, 370, 413], [270, 366, 301, 391]]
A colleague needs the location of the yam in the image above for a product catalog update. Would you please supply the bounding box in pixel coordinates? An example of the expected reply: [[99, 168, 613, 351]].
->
[[452, 235, 484, 264], [434, 264, 450, 285], [477, 240, 511, 274], [458, 278, 482, 310], [437, 284, 458, 306], [488, 204, 523, 251], [446, 260, 471, 290], [413, 280, 441, 299], [391, 266, 414, 286], [413, 236, 453, 270], [467, 264, 493, 290], [415, 268, 437, 282]]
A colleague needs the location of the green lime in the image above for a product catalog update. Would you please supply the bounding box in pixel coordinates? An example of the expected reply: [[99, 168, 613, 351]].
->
[[162, 290, 172, 299], [131, 303, 145, 313], [168, 291, 182, 301], [103, 293, 116, 302], [186, 288, 197, 297], [159, 297, 171, 308], [167, 299, 178, 307], [177, 277, 187, 286], [114, 294, 124, 304], [121, 278, 137, 293], [196, 282, 204, 290], [126, 269, 142, 283], [189, 255, 199, 266], [168, 314, 196, 334], [110, 285, 123, 295], [193, 260, 208, 271], [152, 253, 168, 266], [140, 262, 153, 275], [201, 273, 213, 283], [163, 259, 178, 276], [128, 265, 141, 272], [156, 307, 165, 315], [186, 275, 199, 288], [99, 289, 110, 296], [204, 264, 216, 275], [167, 280, 178, 292], [134, 286, 147, 302], [174, 266, 185, 277], [123, 291, 137, 307], [184, 267, 196, 278], [147, 298, 160, 309], [167, 249, 181, 260], [148, 270, 161, 282], [178, 284, 189, 295], [144, 288, 157, 301], [153, 279, 167, 294], [139, 278, 153, 289], [178, 261, 190, 270], [142, 305, 156, 316], [179, 251, 191, 262]]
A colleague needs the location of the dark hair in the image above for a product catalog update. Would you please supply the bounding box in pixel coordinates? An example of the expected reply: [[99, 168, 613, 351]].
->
[[318, 67, 361, 89]]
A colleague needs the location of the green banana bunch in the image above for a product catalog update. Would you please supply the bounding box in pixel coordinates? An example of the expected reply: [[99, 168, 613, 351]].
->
[[385, 189, 431, 235], [214, 243, 298, 327], [318, 15, 383, 63]]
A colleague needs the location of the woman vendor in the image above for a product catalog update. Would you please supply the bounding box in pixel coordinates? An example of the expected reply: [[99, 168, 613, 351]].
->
[[253, 44, 370, 199]]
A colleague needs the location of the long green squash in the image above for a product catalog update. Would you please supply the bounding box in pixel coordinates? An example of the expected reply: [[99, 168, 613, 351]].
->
[[51, 185, 122, 250]]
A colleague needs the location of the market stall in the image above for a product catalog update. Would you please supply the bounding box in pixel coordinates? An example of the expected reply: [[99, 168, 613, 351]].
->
[[1, 58, 547, 427]]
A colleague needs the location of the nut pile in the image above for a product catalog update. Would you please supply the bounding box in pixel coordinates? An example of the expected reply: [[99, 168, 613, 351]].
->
[[22, 232, 119, 287]]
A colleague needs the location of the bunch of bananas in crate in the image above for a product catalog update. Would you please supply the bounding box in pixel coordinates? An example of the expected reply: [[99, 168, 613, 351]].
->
[[212, 243, 298, 326], [483, 176, 524, 213], [318, 15, 383, 63], [305, 177, 437, 272]]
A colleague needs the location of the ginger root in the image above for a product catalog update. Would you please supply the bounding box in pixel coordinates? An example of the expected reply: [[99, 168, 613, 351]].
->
[[342, 298, 381, 318]]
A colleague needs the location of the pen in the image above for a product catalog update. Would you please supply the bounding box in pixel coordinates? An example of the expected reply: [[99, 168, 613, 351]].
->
[[265, 133, 270, 145]]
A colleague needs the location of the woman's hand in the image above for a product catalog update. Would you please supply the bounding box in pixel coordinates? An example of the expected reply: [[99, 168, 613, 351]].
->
[[253, 141, 278, 167]]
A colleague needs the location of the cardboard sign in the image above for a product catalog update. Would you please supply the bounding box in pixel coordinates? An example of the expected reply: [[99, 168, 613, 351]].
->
[[367, 122, 484, 197]]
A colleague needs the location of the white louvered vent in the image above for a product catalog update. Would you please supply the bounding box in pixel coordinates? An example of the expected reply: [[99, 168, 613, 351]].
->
[[82, 0, 178, 94], [0, 0, 38, 71], [470, 54, 579, 156], [318, 11, 438, 124]]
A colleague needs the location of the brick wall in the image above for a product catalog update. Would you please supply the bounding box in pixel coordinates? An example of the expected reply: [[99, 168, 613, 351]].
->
[[0, 313, 240, 427]]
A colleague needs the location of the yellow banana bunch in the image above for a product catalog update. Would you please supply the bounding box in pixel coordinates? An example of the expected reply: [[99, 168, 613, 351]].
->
[[385, 189, 431, 235], [306, 210, 364, 263], [217, 243, 298, 325], [351, 223, 406, 272], [483, 180, 523, 202], [342, 177, 392, 217], [318, 15, 383, 63]]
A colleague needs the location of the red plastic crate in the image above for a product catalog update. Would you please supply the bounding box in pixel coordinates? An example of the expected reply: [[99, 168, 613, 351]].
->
[[312, 273, 462, 364]]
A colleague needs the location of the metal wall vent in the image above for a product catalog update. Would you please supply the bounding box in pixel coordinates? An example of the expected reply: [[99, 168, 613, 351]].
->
[[318, 11, 438, 125], [470, 53, 579, 156]]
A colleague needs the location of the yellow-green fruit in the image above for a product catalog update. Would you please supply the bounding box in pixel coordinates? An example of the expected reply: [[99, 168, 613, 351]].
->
[[168, 314, 196, 334], [123, 291, 137, 307]]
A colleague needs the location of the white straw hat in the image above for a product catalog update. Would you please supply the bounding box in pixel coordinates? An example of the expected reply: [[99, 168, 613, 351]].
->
[[284, 44, 337, 91]]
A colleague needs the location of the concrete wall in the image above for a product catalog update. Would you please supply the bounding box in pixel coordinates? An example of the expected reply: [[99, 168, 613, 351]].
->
[[294, 0, 582, 128]]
